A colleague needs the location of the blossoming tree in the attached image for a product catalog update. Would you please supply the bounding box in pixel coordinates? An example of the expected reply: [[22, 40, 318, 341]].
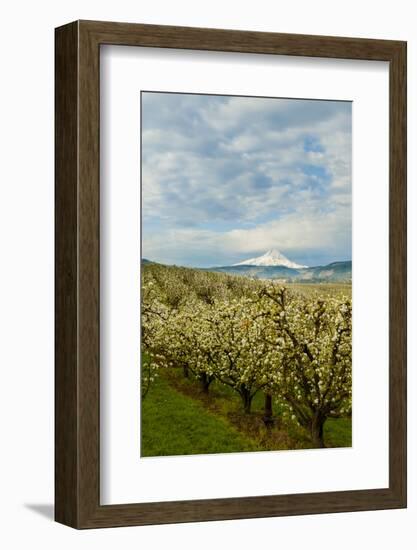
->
[[259, 286, 352, 447]]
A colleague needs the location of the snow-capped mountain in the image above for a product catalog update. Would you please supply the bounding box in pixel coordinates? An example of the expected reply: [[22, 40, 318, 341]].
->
[[233, 249, 308, 269]]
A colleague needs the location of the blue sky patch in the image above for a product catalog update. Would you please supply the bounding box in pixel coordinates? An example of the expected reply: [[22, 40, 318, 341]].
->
[[141, 93, 352, 267]]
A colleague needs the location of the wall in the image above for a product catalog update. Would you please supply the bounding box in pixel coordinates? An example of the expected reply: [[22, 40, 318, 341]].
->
[[0, 0, 415, 548]]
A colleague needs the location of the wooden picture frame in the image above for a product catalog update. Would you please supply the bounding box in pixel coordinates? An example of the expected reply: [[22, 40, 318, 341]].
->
[[55, 20, 407, 529]]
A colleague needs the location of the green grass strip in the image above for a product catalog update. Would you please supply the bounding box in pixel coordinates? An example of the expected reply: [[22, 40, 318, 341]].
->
[[141, 375, 257, 457]]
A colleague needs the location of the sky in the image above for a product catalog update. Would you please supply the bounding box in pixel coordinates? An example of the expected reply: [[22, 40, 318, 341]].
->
[[141, 92, 352, 268]]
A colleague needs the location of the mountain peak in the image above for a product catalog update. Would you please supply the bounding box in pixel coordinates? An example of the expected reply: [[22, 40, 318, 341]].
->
[[233, 249, 308, 269]]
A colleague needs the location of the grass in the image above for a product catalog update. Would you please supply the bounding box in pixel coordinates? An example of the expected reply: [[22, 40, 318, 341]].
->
[[324, 417, 352, 448], [164, 370, 300, 452], [141, 366, 352, 457], [141, 375, 257, 456]]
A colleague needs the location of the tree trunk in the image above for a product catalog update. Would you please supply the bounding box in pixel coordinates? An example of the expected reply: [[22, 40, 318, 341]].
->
[[240, 385, 253, 414], [183, 365, 189, 378], [263, 393, 274, 429], [200, 372, 212, 394], [310, 413, 326, 448]]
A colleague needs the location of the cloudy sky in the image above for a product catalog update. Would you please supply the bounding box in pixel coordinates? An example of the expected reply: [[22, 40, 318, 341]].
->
[[141, 92, 351, 268]]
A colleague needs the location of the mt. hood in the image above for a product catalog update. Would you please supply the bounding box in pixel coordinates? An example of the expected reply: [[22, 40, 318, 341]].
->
[[233, 249, 307, 269]]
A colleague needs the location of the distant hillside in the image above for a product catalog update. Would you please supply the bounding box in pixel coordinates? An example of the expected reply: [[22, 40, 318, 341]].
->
[[202, 260, 352, 283], [142, 257, 352, 283]]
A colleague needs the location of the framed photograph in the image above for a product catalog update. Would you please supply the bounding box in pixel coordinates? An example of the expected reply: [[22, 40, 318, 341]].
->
[[55, 20, 406, 528]]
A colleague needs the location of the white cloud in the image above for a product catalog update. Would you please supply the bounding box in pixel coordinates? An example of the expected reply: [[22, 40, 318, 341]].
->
[[141, 92, 352, 266]]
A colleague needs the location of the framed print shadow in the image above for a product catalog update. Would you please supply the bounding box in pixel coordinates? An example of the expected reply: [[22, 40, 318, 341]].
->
[[55, 20, 407, 528]]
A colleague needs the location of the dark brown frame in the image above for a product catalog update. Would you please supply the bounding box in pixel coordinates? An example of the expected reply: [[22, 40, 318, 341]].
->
[[55, 20, 407, 529]]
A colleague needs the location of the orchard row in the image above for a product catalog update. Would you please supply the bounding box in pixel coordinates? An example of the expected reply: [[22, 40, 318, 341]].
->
[[141, 263, 351, 448]]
